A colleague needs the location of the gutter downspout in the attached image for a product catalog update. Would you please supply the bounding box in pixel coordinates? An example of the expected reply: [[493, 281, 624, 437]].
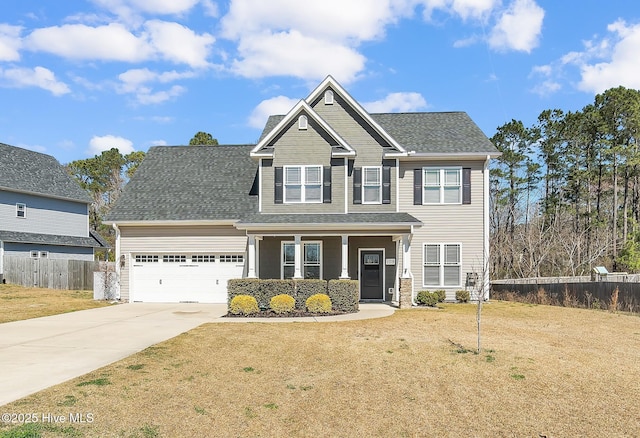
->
[[0, 240, 4, 283], [112, 223, 121, 300]]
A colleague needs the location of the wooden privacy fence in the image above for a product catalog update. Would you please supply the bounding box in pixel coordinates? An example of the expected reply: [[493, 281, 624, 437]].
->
[[491, 280, 640, 313], [3, 257, 98, 290]]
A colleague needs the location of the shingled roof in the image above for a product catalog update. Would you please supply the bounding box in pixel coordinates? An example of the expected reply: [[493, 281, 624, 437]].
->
[[104, 145, 258, 222], [259, 112, 497, 154], [0, 230, 108, 248], [0, 143, 91, 203]]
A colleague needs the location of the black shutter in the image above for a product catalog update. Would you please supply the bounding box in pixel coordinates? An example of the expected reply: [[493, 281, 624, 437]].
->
[[413, 168, 422, 205], [323, 166, 332, 203], [274, 167, 283, 204], [353, 167, 362, 204], [382, 164, 391, 204], [462, 168, 471, 204]]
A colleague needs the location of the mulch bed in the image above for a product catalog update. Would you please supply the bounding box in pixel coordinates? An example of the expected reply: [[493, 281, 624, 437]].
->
[[224, 309, 350, 318]]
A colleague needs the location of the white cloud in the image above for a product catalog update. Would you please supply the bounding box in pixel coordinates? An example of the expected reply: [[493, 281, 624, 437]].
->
[[450, 0, 499, 21], [0, 66, 70, 96], [24, 21, 214, 67], [363, 92, 428, 113], [231, 30, 366, 83], [0, 24, 22, 61], [248, 95, 299, 129], [88, 135, 135, 156], [117, 68, 194, 104], [149, 139, 168, 146], [90, 0, 201, 24], [24, 23, 152, 62], [144, 20, 214, 67], [220, 0, 415, 82], [576, 20, 640, 93], [489, 0, 544, 53]]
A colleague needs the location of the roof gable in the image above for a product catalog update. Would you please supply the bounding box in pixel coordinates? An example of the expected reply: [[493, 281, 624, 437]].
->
[[305, 76, 406, 154], [0, 143, 91, 203], [251, 100, 354, 158]]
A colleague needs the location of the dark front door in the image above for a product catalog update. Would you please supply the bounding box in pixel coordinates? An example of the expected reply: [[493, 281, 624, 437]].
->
[[360, 250, 383, 300]]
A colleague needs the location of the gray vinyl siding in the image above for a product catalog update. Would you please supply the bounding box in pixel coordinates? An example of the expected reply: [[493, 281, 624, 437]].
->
[[4, 242, 94, 260], [261, 116, 344, 213], [118, 225, 247, 301], [399, 160, 485, 301], [0, 190, 89, 237], [311, 92, 397, 213]]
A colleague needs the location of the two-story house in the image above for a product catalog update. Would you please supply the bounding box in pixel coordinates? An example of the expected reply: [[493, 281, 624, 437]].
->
[[104, 76, 500, 305], [0, 143, 107, 283]]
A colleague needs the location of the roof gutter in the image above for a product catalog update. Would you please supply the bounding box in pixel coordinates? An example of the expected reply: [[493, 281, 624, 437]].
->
[[235, 221, 421, 231], [102, 219, 240, 227], [387, 151, 502, 160], [0, 186, 91, 204]]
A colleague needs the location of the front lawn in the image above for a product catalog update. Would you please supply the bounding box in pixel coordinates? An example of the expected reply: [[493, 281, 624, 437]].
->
[[0, 284, 111, 324], [1, 302, 639, 437]]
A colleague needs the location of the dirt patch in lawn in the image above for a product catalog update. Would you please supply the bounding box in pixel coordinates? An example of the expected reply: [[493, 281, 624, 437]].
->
[[1, 302, 639, 437], [0, 284, 111, 323]]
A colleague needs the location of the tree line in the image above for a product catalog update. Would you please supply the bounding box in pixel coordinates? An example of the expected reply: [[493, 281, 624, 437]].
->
[[490, 86, 640, 278]]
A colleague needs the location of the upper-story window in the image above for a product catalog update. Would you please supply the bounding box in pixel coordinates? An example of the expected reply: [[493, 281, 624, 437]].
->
[[423, 167, 461, 204], [298, 115, 308, 130], [16, 203, 26, 218], [324, 90, 334, 105], [363, 167, 382, 204], [284, 165, 322, 203]]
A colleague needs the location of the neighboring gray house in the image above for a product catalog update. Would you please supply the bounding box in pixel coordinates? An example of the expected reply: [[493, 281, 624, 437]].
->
[[104, 76, 500, 305], [0, 143, 107, 283]]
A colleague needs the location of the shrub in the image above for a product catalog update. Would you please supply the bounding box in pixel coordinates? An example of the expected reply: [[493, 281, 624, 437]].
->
[[433, 289, 446, 302], [229, 295, 259, 315], [306, 293, 332, 313], [294, 279, 327, 310], [257, 279, 295, 309], [328, 279, 359, 312], [227, 279, 261, 306], [456, 290, 470, 303], [416, 290, 438, 307], [270, 294, 295, 314]]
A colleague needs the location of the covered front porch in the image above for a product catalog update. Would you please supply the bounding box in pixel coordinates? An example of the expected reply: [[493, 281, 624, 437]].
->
[[236, 213, 421, 304]]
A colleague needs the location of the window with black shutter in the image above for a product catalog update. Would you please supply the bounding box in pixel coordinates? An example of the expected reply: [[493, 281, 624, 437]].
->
[[274, 167, 283, 204], [323, 166, 332, 203], [353, 167, 362, 204]]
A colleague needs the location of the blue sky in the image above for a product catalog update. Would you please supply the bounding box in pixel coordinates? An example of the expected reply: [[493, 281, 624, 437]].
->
[[1, 0, 639, 164]]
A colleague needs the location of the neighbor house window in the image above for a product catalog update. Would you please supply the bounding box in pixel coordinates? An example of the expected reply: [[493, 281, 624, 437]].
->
[[16, 203, 26, 218], [39, 251, 48, 258], [423, 168, 461, 204], [363, 167, 382, 204], [284, 165, 322, 203], [30, 250, 39, 258], [423, 243, 461, 287], [282, 241, 322, 279]]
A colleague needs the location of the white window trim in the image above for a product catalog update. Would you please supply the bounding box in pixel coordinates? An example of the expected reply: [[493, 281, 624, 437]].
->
[[283, 165, 323, 204], [422, 167, 462, 205], [362, 166, 382, 205], [298, 115, 308, 130], [324, 90, 334, 105], [16, 203, 26, 218], [422, 243, 462, 288], [39, 251, 48, 259], [281, 241, 323, 280]]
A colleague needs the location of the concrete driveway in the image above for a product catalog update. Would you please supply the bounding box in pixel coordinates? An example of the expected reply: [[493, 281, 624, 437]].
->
[[0, 303, 227, 407], [0, 302, 395, 407]]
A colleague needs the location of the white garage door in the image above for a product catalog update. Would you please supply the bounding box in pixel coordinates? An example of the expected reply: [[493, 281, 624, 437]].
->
[[131, 254, 245, 303]]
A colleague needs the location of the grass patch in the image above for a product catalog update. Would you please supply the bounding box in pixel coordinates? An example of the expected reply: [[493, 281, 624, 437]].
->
[[0, 284, 110, 323], [76, 377, 110, 387], [1, 301, 639, 436], [0, 422, 81, 438]]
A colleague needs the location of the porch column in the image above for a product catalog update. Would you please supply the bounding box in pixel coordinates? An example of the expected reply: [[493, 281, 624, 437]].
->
[[339, 235, 350, 279], [247, 235, 257, 278], [402, 234, 412, 278], [293, 235, 303, 279]]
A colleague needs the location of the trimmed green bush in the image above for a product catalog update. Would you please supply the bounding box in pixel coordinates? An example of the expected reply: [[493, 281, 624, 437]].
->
[[434, 289, 446, 303], [227, 279, 261, 308], [229, 295, 259, 315], [456, 290, 470, 303], [328, 279, 359, 312], [416, 290, 438, 307], [270, 294, 295, 314], [294, 279, 328, 310], [258, 279, 295, 309], [306, 293, 332, 313]]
